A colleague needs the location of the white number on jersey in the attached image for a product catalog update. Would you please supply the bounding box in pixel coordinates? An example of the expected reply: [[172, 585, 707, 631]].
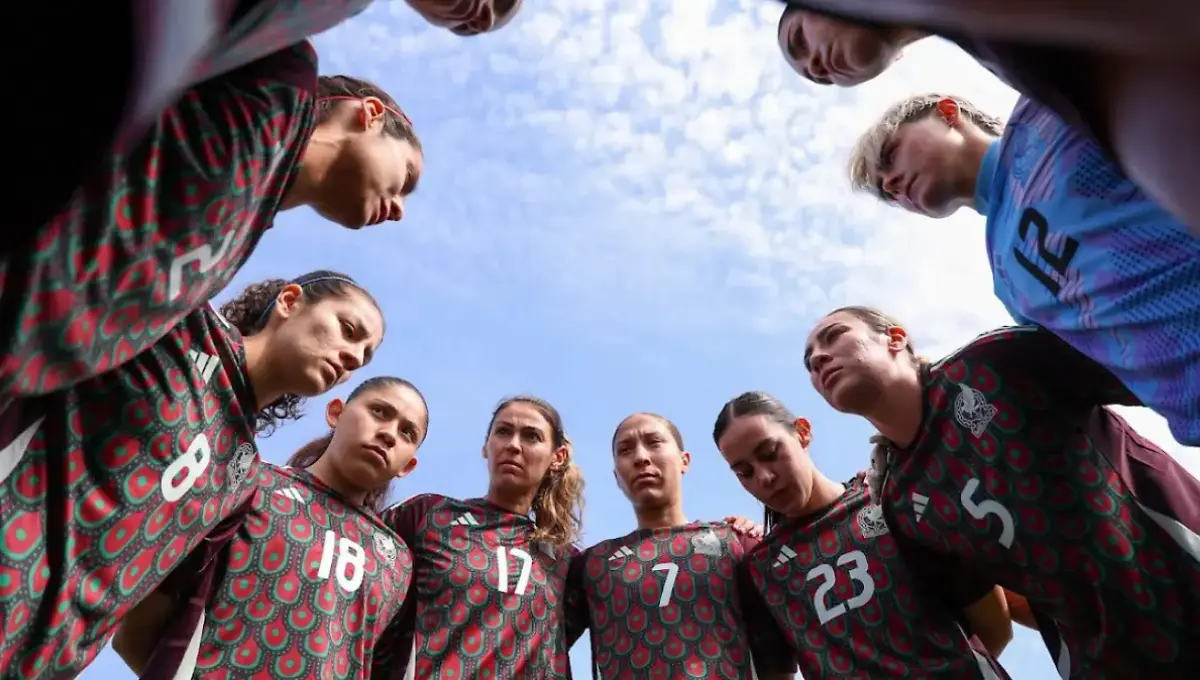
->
[[161, 433, 212, 502], [317, 530, 366, 592], [496, 546, 533, 596], [806, 549, 876, 625], [651, 562, 679, 607], [168, 225, 241, 301], [961, 478, 1016, 548]]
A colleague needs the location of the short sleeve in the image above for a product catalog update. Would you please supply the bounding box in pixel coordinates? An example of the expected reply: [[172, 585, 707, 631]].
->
[[380, 494, 439, 544], [563, 548, 590, 647], [736, 559, 797, 673]]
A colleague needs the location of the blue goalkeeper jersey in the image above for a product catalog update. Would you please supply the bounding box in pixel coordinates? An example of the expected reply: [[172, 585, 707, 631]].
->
[[975, 96, 1200, 445]]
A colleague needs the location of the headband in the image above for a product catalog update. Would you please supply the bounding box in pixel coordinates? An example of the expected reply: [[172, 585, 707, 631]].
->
[[256, 275, 358, 325], [318, 95, 413, 129]]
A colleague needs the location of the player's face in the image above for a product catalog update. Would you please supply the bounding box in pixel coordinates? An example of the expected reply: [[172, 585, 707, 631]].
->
[[872, 115, 969, 218], [805, 310, 900, 414], [778, 9, 900, 86], [612, 414, 690, 509], [484, 403, 566, 495], [718, 414, 814, 517], [319, 99, 422, 229], [326, 383, 426, 489], [269, 288, 384, 397]]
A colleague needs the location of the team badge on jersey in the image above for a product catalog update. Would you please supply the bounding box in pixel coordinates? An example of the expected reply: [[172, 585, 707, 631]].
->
[[855, 504, 890, 539], [692, 529, 722, 557], [374, 532, 398, 562], [228, 443, 257, 490], [954, 384, 997, 438]]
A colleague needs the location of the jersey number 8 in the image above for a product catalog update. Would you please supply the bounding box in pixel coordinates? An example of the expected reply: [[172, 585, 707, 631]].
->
[[161, 433, 213, 502]]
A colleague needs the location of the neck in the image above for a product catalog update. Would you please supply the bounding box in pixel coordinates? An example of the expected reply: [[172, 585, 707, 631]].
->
[[241, 333, 287, 408], [866, 369, 925, 449], [792, 473, 846, 520], [634, 502, 687, 530], [304, 454, 369, 505], [280, 129, 339, 212], [961, 132, 996, 212], [486, 486, 538, 516]]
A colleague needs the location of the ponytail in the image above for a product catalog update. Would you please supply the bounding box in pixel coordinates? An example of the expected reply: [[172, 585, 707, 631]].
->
[[530, 436, 584, 547]]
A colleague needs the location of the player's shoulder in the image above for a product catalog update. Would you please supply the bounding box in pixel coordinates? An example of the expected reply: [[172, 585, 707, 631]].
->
[[930, 324, 1052, 377], [393, 492, 452, 513]]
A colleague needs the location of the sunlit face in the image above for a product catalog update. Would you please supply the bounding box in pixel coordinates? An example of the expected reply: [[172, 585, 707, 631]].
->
[[267, 286, 384, 397], [410, 0, 523, 34], [325, 382, 427, 491], [612, 414, 690, 509], [317, 97, 422, 229], [803, 310, 906, 414], [778, 9, 901, 87], [718, 414, 814, 518], [869, 114, 972, 218], [483, 402, 566, 496]]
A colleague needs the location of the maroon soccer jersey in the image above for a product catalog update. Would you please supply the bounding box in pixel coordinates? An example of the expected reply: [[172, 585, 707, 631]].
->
[[142, 464, 414, 680], [564, 521, 795, 679], [0, 41, 318, 402], [878, 326, 1200, 677], [377, 494, 574, 680], [747, 478, 1006, 678], [0, 303, 260, 680]]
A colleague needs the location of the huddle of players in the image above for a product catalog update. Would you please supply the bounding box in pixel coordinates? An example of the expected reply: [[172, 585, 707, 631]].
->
[[2, 0, 1200, 678]]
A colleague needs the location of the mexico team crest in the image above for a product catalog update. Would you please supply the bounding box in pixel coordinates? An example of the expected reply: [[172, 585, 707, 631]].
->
[[374, 532, 398, 562], [954, 384, 997, 438], [855, 505, 890, 539], [691, 529, 722, 557], [228, 443, 257, 490]]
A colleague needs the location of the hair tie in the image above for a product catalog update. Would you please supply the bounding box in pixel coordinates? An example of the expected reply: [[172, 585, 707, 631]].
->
[[318, 96, 413, 128], [256, 275, 359, 325]]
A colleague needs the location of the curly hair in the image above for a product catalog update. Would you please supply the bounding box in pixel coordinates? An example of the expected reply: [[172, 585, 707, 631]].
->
[[286, 376, 428, 512], [219, 270, 381, 436]]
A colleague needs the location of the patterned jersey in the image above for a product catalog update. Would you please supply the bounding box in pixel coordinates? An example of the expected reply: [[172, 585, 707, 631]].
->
[[748, 478, 1005, 678], [376, 494, 574, 680], [142, 464, 414, 680], [0, 303, 260, 680], [976, 96, 1200, 445], [564, 522, 796, 679], [879, 325, 1200, 678], [0, 41, 318, 402]]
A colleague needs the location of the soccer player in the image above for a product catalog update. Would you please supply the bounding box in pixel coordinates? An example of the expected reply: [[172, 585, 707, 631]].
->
[[376, 395, 584, 679], [0, 270, 385, 679], [845, 92, 1200, 445], [774, 1, 1200, 233], [111, 375, 429, 679], [0, 47, 419, 406], [714, 392, 1013, 678], [564, 412, 797, 679], [803, 305, 1200, 676]]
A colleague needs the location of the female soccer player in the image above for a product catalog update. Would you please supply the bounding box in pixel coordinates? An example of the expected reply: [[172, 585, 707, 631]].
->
[[774, 1, 1200, 234], [111, 375, 429, 679], [803, 305, 1200, 676], [714, 391, 1012, 678], [563, 412, 797, 679], [377, 395, 584, 679], [0, 270, 384, 679], [0, 52, 418, 406], [844, 92, 1200, 445]]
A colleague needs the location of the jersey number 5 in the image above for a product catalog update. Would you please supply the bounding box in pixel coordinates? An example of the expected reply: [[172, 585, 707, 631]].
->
[[807, 550, 876, 625], [1012, 208, 1079, 297], [961, 478, 1016, 548]]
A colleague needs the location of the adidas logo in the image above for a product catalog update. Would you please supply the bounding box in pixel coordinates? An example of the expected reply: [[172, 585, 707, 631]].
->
[[912, 492, 929, 523], [608, 546, 634, 564], [451, 513, 480, 528], [273, 487, 305, 503], [188, 350, 220, 384], [773, 545, 797, 568], [0, 416, 43, 487]]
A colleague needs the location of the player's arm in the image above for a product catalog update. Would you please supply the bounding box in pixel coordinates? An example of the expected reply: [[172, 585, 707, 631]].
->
[[1002, 590, 1038, 630], [787, 0, 1198, 55], [961, 586, 1014, 656], [380, 493, 439, 544], [112, 590, 179, 673], [563, 547, 591, 647], [982, 326, 1140, 408], [736, 537, 799, 678], [722, 515, 765, 538]]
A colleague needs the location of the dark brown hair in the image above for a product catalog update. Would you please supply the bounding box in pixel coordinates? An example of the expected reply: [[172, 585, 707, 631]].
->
[[316, 75, 421, 154], [287, 376, 429, 512], [486, 396, 584, 547], [610, 412, 684, 453], [713, 391, 798, 533], [219, 270, 381, 436]]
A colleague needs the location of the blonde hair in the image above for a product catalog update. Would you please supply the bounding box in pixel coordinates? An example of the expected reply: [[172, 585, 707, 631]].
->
[[848, 93, 1006, 202]]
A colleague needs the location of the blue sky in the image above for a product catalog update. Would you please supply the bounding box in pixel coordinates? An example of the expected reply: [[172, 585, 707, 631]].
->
[[86, 1, 1200, 678]]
